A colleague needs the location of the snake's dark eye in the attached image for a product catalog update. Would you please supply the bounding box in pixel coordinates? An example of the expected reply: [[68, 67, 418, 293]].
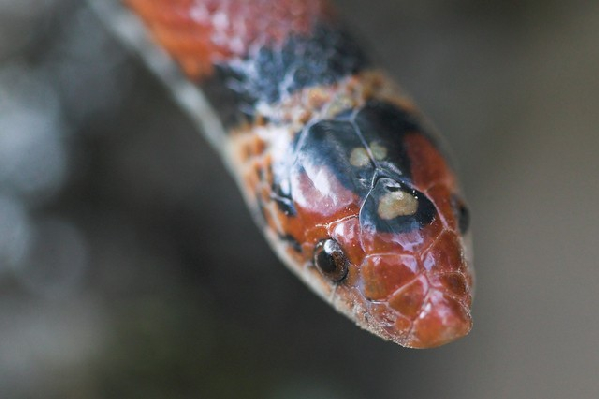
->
[[313, 238, 349, 282], [452, 194, 470, 235]]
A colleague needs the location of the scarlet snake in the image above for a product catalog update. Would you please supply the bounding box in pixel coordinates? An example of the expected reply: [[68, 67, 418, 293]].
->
[[89, 0, 474, 349]]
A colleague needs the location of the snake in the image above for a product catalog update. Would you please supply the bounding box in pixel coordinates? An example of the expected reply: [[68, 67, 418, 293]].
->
[[89, 0, 474, 349]]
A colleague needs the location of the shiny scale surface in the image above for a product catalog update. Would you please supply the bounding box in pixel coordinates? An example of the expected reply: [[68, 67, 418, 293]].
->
[[110, 0, 474, 348]]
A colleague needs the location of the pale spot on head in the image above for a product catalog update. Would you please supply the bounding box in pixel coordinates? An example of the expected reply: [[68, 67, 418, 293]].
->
[[370, 141, 388, 161], [378, 191, 419, 220], [350, 147, 370, 167]]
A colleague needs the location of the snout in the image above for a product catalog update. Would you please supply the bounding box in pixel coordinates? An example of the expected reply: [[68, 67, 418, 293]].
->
[[404, 288, 472, 348]]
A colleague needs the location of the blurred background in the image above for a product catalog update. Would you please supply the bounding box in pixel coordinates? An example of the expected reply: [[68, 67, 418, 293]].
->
[[1, 0, 598, 398]]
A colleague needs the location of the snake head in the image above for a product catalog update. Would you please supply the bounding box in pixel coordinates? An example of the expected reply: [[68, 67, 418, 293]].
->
[[287, 100, 473, 348]]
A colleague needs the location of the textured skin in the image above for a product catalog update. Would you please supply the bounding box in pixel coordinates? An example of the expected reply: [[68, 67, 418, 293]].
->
[[119, 0, 474, 348], [126, 0, 332, 78]]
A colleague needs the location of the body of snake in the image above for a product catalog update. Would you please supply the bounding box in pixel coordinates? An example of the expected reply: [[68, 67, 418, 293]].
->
[[90, 0, 474, 348]]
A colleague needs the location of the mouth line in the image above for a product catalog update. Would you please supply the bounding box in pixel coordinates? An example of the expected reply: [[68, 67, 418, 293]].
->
[[357, 271, 472, 348]]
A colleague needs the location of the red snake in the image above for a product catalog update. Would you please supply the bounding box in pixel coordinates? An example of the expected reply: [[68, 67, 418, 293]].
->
[[90, 0, 474, 348]]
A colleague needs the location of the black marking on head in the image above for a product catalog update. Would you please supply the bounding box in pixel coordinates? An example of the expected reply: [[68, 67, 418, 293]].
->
[[279, 234, 303, 253], [290, 101, 428, 196], [313, 238, 349, 282], [452, 194, 470, 235], [293, 119, 373, 196], [353, 101, 421, 174], [272, 101, 436, 233], [201, 22, 370, 128], [271, 182, 296, 216], [360, 177, 436, 234]]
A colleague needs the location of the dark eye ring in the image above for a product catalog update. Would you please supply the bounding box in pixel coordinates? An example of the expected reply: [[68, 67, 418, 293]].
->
[[313, 238, 349, 282]]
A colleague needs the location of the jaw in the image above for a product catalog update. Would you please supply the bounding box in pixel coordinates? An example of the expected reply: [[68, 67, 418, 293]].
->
[[340, 283, 472, 349]]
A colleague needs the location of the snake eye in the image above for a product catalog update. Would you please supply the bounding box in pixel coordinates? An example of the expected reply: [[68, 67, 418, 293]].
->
[[313, 238, 349, 282], [452, 194, 470, 235]]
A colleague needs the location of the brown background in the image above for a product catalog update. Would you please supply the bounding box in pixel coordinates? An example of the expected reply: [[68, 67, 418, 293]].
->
[[0, 0, 598, 398]]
